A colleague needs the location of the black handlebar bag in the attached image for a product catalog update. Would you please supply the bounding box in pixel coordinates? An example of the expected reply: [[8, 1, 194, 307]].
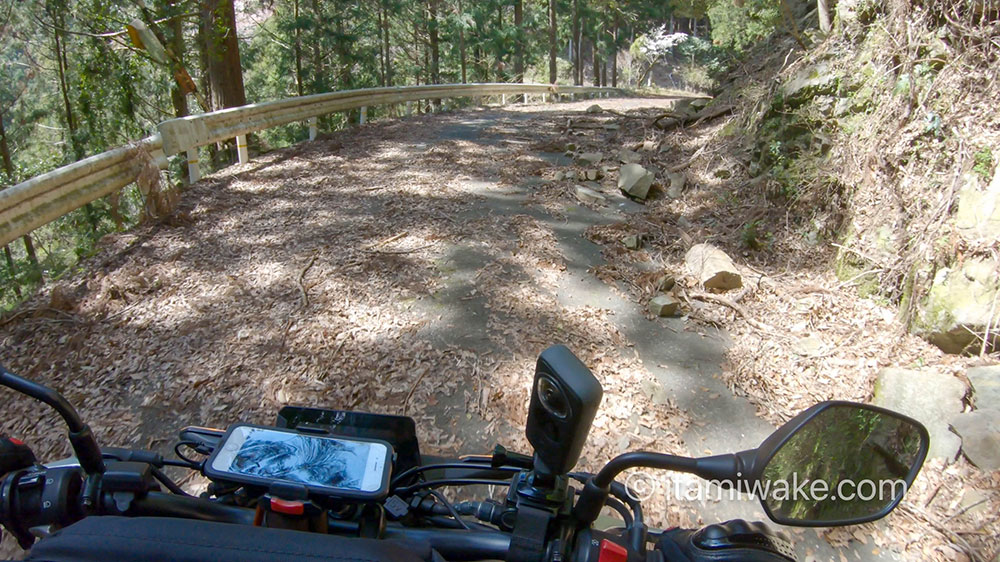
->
[[25, 516, 440, 562]]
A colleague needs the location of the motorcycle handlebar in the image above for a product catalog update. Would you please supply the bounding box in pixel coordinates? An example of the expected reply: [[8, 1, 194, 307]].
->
[[129, 493, 511, 561]]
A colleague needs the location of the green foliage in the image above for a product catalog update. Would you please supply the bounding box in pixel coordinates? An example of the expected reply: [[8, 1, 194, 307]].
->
[[706, 0, 781, 53], [3, 0, 702, 308], [670, 0, 710, 20], [740, 219, 772, 250], [675, 35, 728, 74], [973, 147, 994, 181]]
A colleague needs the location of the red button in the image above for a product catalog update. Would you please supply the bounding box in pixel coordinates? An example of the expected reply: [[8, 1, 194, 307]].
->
[[598, 539, 628, 562], [269, 498, 305, 515]]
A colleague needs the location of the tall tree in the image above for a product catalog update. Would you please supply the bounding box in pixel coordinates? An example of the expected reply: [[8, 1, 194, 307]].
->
[[572, 0, 582, 85], [0, 109, 39, 284], [610, 10, 619, 87], [427, 0, 440, 84], [200, 0, 246, 110], [548, 0, 557, 83], [457, 0, 467, 83], [293, 0, 305, 94], [0, 111, 22, 297], [817, 0, 831, 33], [513, 0, 524, 83]]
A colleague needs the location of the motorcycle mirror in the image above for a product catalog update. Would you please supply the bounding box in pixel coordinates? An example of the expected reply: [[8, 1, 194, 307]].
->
[[747, 401, 928, 527], [0, 365, 106, 474]]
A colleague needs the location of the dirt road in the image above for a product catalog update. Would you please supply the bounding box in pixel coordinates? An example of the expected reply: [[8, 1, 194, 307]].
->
[[0, 97, 901, 559]]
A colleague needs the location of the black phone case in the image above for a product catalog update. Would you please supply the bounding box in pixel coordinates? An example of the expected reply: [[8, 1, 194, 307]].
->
[[202, 423, 394, 501]]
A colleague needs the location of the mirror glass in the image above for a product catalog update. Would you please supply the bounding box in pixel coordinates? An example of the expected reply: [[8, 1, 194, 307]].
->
[[760, 404, 926, 525]]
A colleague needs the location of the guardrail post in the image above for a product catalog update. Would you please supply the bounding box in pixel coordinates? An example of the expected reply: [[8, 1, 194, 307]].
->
[[405, 101, 413, 117], [501, 94, 506, 105], [308, 117, 318, 141], [360, 106, 367, 125], [187, 149, 201, 183], [236, 134, 249, 164]]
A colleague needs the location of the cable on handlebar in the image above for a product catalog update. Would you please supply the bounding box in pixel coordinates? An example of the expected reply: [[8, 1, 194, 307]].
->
[[390, 463, 520, 489], [150, 468, 191, 496], [427, 490, 470, 530], [604, 496, 633, 527], [394, 478, 514, 497], [569, 473, 643, 527], [173, 441, 206, 469]]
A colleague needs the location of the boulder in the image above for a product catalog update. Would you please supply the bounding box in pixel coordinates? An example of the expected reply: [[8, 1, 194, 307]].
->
[[950, 410, 1000, 470], [554, 171, 565, 181], [791, 335, 826, 357], [666, 171, 686, 199], [576, 152, 604, 166], [914, 257, 1000, 354], [689, 98, 710, 111], [584, 169, 604, 181], [649, 294, 681, 317], [873, 368, 968, 460], [619, 149, 642, 164], [640, 378, 670, 405], [618, 164, 655, 200], [640, 140, 658, 152], [684, 244, 742, 292], [656, 275, 676, 291], [780, 63, 838, 107], [955, 169, 1000, 241], [586, 104, 603, 114], [574, 185, 606, 205], [623, 235, 642, 250], [958, 488, 990, 518], [967, 365, 1000, 409]]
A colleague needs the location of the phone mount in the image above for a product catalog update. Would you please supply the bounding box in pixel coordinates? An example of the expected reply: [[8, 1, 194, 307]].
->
[[524, 345, 602, 483]]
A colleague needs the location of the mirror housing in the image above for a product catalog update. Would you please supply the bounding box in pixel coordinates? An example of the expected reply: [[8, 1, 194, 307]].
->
[[744, 401, 929, 527]]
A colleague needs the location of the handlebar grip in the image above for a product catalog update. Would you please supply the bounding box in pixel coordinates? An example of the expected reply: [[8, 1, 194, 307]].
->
[[0, 437, 36, 476], [127, 492, 255, 525], [385, 527, 511, 562]]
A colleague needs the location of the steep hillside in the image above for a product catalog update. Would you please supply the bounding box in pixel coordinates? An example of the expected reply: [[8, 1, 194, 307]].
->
[[583, 1, 999, 559], [724, 0, 999, 354]]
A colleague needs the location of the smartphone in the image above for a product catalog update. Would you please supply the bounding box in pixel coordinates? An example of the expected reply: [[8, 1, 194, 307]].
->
[[204, 424, 393, 500]]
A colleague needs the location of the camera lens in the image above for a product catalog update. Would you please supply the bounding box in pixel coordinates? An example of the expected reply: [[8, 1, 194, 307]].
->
[[537, 376, 570, 419]]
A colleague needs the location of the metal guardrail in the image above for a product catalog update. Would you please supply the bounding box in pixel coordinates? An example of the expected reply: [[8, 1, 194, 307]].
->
[[0, 83, 625, 248]]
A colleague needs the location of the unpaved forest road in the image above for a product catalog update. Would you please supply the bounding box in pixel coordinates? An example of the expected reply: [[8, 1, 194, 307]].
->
[[1, 98, 892, 560]]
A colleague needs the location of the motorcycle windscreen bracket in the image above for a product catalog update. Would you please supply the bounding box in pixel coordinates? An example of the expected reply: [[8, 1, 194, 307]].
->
[[525, 345, 603, 477]]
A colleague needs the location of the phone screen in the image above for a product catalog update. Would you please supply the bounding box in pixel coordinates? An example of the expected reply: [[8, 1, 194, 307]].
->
[[210, 426, 388, 493]]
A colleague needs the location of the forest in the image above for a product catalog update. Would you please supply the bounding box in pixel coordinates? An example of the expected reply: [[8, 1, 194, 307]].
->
[[0, 0, 773, 308]]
